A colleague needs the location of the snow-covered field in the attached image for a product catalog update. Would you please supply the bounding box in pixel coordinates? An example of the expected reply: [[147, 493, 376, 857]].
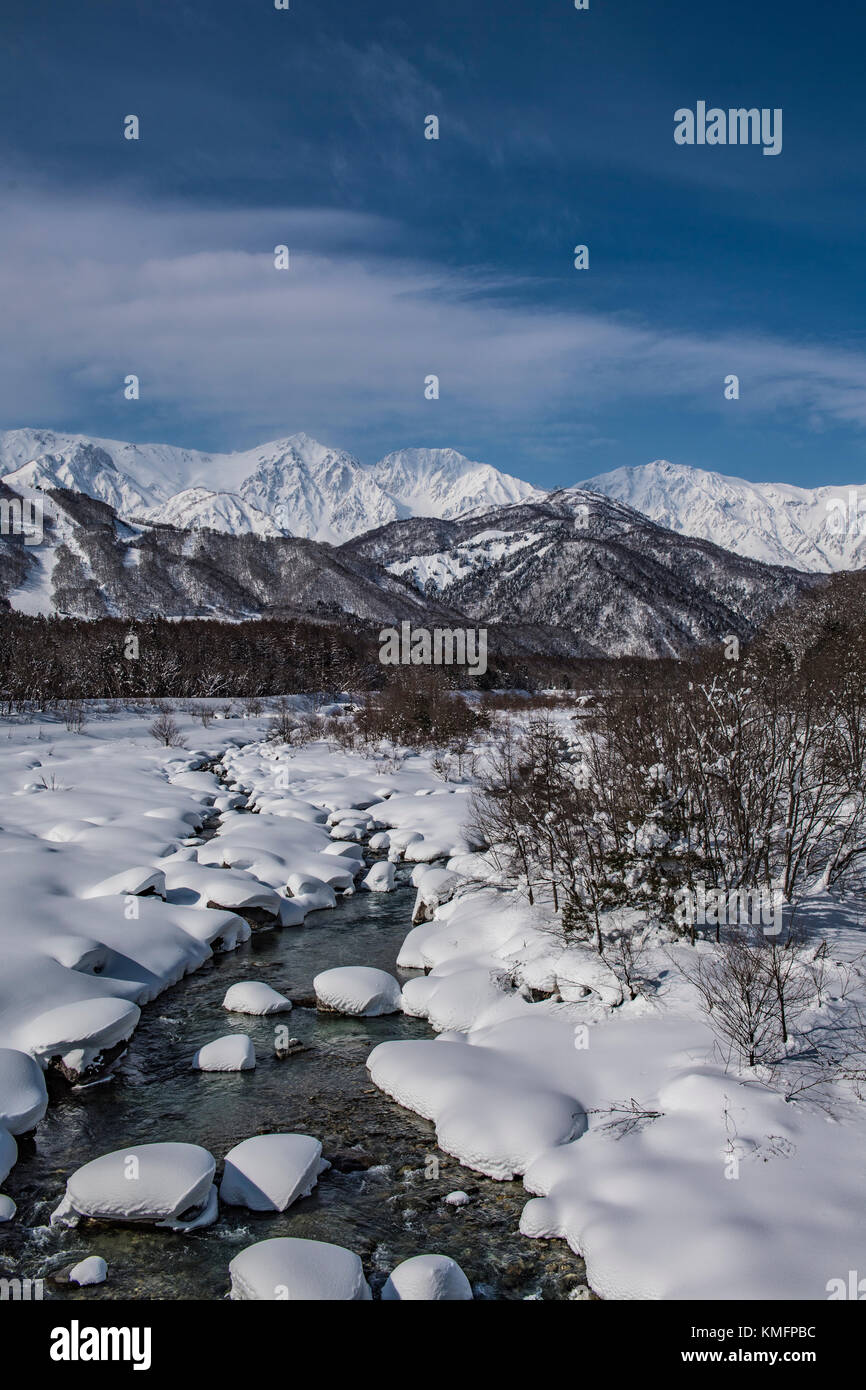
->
[[0, 701, 863, 1300]]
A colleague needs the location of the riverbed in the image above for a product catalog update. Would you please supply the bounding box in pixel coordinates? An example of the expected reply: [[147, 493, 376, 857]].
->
[[2, 877, 589, 1300]]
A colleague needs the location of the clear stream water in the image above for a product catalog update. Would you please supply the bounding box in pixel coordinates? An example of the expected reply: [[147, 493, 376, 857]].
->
[[2, 876, 589, 1300]]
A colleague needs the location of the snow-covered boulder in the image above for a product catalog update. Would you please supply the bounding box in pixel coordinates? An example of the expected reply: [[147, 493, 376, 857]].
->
[[69, 1256, 107, 1287], [368, 831, 390, 852], [360, 861, 395, 893], [16, 998, 141, 1077], [0, 1048, 49, 1134], [0, 1194, 16, 1221], [381, 1254, 473, 1301], [313, 966, 402, 1017], [220, 1134, 329, 1212], [411, 866, 461, 922], [277, 897, 306, 927], [51, 1142, 217, 1229], [285, 874, 336, 913], [192, 1035, 256, 1072], [223, 982, 292, 1016], [229, 1237, 371, 1301], [322, 840, 364, 861], [0, 1127, 16, 1185]]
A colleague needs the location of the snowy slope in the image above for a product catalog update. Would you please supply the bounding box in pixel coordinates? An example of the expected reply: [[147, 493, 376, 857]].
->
[[578, 460, 866, 573], [142, 488, 282, 538], [372, 447, 542, 519]]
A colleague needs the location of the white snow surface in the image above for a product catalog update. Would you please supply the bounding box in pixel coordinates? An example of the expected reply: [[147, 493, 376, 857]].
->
[[219, 1134, 329, 1211], [192, 1035, 256, 1071], [229, 1236, 372, 1300], [314, 966, 403, 1016], [381, 1253, 473, 1301], [52, 1141, 216, 1226], [222, 982, 292, 1016], [69, 1256, 108, 1286]]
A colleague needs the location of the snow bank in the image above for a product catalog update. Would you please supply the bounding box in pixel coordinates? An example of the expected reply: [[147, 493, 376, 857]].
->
[[220, 1134, 328, 1211], [314, 966, 402, 1017], [16, 997, 141, 1077], [192, 1035, 256, 1071], [382, 1254, 473, 1301], [52, 1141, 216, 1228], [223, 982, 292, 1016], [368, 1035, 583, 1180], [229, 1237, 371, 1300]]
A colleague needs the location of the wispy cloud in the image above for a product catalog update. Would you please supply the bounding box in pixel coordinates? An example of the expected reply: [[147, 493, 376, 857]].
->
[[1, 188, 866, 462]]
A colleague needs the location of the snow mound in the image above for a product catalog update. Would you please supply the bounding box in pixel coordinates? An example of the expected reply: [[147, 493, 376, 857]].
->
[[381, 1253, 473, 1300], [368, 1037, 583, 1180], [16, 998, 141, 1075], [314, 966, 402, 1016], [360, 861, 395, 893], [223, 981, 292, 1016], [229, 1236, 372, 1300], [193, 1035, 256, 1071], [80, 867, 166, 900], [0, 1193, 16, 1221], [69, 1256, 107, 1287], [220, 1134, 329, 1211], [0, 1048, 49, 1134], [0, 1127, 16, 1185], [51, 1142, 216, 1228]]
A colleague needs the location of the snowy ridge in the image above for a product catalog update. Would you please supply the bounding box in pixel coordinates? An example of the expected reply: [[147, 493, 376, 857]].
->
[[578, 459, 866, 573], [0, 430, 539, 546]]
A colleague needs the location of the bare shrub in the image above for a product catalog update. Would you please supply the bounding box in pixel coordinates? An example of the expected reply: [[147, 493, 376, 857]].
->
[[149, 711, 186, 747]]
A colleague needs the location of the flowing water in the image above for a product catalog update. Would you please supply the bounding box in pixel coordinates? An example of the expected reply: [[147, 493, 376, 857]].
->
[[1, 876, 589, 1300]]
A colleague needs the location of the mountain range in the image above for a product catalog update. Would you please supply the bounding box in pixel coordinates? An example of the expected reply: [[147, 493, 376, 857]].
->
[[2, 429, 861, 574], [0, 426, 857, 658]]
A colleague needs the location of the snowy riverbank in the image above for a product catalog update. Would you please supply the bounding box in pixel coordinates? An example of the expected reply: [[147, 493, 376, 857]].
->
[[0, 701, 864, 1300]]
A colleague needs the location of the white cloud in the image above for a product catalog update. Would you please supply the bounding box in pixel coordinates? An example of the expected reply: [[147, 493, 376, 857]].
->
[[1, 188, 865, 452]]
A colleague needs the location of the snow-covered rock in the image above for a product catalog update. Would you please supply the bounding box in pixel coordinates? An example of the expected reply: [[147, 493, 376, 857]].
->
[[192, 1035, 256, 1071], [229, 1237, 372, 1300], [16, 998, 141, 1077], [0, 1128, 16, 1185], [0, 1048, 49, 1133], [285, 874, 336, 912], [220, 1134, 329, 1212], [69, 1256, 107, 1287], [314, 966, 402, 1017], [0, 1193, 16, 1221], [51, 1142, 216, 1228], [360, 861, 395, 893], [223, 982, 292, 1016], [381, 1253, 473, 1301]]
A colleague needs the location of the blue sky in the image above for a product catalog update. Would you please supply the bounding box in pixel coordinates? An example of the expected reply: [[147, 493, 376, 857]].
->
[[1, 0, 865, 487]]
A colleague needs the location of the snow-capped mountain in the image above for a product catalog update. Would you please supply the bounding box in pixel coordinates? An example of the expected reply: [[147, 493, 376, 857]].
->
[[371, 447, 540, 518], [578, 460, 866, 573], [343, 491, 817, 659], [0, 430, 539, 545]]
